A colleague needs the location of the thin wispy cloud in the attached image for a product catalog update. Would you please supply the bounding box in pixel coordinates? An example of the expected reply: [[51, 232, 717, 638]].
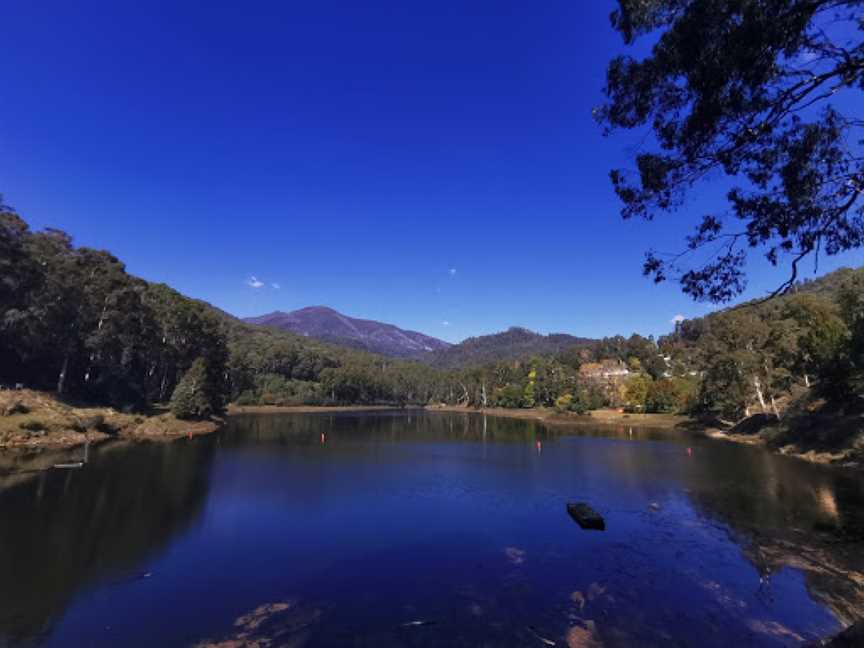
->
[[441, 320, 451, 327], [448, 268, 457, 277], [272, 282, 281, 290], [246, 275, 265, 289], [670, 314, 685, 325]]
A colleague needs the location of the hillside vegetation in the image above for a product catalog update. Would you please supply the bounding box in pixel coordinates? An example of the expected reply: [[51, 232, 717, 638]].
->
[[424, 327, 595, 369], [2, 202, 863, 461], [660, 268, 864, 422]]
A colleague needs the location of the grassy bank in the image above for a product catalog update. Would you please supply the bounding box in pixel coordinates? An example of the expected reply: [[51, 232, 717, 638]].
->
[[0, 389, 220, 449]]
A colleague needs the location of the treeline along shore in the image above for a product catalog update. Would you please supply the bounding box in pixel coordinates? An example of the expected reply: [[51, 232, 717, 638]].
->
[[1, 201, 863, 465]]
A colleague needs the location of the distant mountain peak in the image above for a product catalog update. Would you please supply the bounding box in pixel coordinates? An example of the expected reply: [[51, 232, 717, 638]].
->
[[243, 307, 451, 358], [424, 326, 596, 369]]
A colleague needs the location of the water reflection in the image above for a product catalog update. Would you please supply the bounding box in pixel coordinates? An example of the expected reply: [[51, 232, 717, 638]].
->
[[0, 439, 216, 645], [0, 411, 861, 647], [680, 446, 864, 625]]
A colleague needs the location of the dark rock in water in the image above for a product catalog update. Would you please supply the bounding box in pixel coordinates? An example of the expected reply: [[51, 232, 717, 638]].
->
[[566, 502, 605, 531], [698, 415, 734, 430], [729, 413, 779, 436]]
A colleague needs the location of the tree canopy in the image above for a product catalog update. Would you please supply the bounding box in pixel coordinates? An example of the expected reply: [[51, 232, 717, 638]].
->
[[599, 0, 864, 302]]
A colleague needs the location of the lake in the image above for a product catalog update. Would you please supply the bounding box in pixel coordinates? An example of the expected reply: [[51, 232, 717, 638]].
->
[[1, 411, 863, 647]]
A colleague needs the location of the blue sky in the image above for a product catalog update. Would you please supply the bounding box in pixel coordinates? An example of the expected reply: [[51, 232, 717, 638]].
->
[[2, 1, 862, 343]]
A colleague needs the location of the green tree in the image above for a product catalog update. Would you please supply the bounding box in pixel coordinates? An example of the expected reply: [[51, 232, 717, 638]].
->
[[697, 355, 751, 421], [170, 358, 224, 419], [494, 384, 524, 408], [599, 0, 864, 302], [778, 293, 848, 386], [647, 377, 697, 413], [623, 373, 652, 411], [833, 270, 864, 396], [522, 381, 536, 408]]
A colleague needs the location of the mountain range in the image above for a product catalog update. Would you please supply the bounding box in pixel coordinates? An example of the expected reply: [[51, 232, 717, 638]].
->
[[243, 306, 452, 358], [244, 306, 597, 366]]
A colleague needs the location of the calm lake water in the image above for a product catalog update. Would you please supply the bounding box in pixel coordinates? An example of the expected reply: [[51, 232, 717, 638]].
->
[[1, 411, 863, 647]]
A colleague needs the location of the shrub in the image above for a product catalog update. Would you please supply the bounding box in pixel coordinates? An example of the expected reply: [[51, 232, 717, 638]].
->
[[555, 393, 573, 412], [2, 401, 29, 416], [79, 415, 105, 430], [171, 358, 224, 419]]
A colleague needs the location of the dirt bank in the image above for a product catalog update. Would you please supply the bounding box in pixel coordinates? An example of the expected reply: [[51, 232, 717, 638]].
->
[[0, 389, 221, 450]]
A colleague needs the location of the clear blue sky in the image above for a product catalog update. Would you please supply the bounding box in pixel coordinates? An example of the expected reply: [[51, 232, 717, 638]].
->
[[2, 1, 861, 343]]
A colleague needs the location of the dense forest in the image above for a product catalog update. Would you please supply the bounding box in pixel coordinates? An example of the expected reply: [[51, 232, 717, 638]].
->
[[1, 202, 862, 423], [659, 270, 864, 421], [423, 327, 595, 369]]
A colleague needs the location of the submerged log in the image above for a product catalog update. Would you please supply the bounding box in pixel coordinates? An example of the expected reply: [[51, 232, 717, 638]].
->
[[52, 461, 84, 469], [566, 502, 605, 530]]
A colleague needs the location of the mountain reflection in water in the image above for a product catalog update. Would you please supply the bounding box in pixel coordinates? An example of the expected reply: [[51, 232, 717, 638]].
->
[[0, 411, 861, 647]]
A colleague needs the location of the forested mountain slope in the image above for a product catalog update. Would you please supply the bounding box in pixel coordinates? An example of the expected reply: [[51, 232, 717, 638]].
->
[[424, 326, 596, 369]]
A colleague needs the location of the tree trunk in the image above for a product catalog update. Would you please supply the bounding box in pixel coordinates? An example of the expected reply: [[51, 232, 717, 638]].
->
[[159, 369, 169, 402], [458, 382, 469, 406], [804, 373, 810, 388], [480, 381, 488, 408], [770, 395, 781, 419], [57, 354, 70, 394], [753, 375, 767, 412]]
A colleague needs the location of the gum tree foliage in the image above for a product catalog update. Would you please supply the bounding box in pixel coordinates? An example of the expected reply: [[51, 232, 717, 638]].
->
[[598, 0, 864, 302], [170, 357, 225, 419], [834, 270, 864, 394], [0, 205, 227, 409]]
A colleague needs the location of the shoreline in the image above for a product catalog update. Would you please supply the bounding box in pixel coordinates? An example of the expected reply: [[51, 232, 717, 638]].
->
[[227, 404, 418, 415], [423, 404, 689, 429], [3, 392, 858, 469], [425, 405, 862, 468], [702, 427, 863, 468]]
